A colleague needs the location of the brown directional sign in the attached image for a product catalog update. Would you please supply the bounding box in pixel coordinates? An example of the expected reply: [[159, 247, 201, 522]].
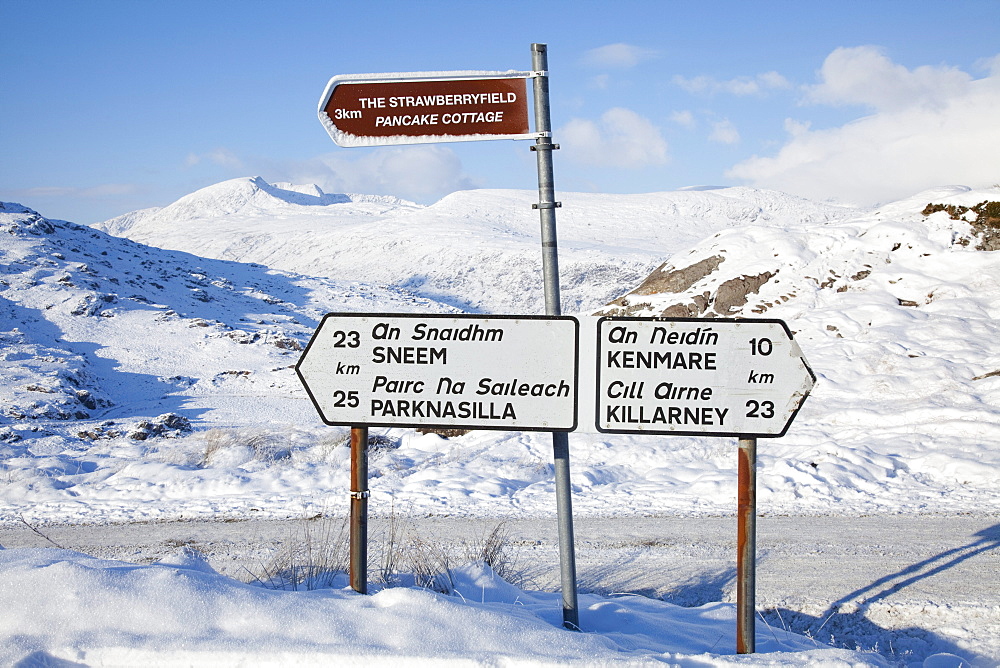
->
[[318, 73, 535, 147]]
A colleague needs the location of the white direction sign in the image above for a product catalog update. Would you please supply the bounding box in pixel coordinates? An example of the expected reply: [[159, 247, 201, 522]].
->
[[596, 317, 815, 438], [297, 314, 579, 431]]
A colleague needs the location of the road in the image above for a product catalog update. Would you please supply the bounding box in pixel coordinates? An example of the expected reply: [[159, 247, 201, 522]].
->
[[3, 513, 998, 664]]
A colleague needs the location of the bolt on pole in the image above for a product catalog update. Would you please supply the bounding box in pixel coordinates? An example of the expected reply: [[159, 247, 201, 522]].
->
[[350, 425, 369, 594], [531, 42, 580, 631], [737, 437, 757, 653]]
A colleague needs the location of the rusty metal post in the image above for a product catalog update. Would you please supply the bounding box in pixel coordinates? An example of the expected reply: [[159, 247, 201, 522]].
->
[[737, 437, 757, 653], [350, 425, 369, 594]]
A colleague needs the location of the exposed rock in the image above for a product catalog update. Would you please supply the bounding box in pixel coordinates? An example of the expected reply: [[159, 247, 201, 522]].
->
[[923, 200, 1000, 251], [659, 304, 694, 317], [128, 413, 192, 440], [0, 429, 22, 443], [630, 255, 724, 295], [596, 298, 655, 317], [75, 390, 97, 410], [598, 256, 725, 317], [691, 292, 711, 313], [1, 205, 55, 235], [850, 269, 871, 281], [415, 428, 470, 439], [713, 271, 776, 315], [272, 336, 302, 351]]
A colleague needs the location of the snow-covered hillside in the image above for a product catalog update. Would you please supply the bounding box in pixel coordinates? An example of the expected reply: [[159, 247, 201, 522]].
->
[[3, 182, 1000, 665], [76, 178, 1000, 518], [4, 183, 999, 520], [1, 200, 457, 521], [95, 176, 858, 314], [595, 185, 1000, 519]]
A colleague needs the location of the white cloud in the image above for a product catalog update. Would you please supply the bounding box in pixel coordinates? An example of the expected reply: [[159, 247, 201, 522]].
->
[[979, 53, 1000, 75], [185, 148, 244, 169], [670, 110, 696, 129], [673, 71, 791, 96], [758, 71, 792, 90], [803, 46, 971, 111], [728, 49, 1000, 205], [709, 119, 740, 145], [290, 145, 479, 203], [15, 183, 140, 199], [589, 74, 611, 90], [783, 118, 811, 137], [559, 108, 668, 168], [582, 43, 658, 69]]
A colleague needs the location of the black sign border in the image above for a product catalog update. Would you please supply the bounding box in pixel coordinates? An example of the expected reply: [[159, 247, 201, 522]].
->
[[594, 316, 816, 439], [297, 312, 581, 432]]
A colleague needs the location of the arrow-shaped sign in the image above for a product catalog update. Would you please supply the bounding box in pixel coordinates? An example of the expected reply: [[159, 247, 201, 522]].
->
[[296, 313, 579, 431], [595, 317, 815, 438], [317, 71, 540, 147]]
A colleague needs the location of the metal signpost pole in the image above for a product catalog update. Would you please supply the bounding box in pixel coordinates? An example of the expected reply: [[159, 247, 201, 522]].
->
[[592, 318, 815, 652], [737, 436, 757, 653], [530, 42, 580, 631], [350, 425, 369, 594]]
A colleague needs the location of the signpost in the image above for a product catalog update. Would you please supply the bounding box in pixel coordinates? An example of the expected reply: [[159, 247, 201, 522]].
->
[[310, 46, 584, 631], [297, 313, 579, 431], [595, 316, 815, 652], [306, 49, 821, 647]]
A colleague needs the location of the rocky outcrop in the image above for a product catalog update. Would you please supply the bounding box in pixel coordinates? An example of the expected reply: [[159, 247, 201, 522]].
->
[[629, 255, 724, 296], [598, 252, 778, 318], [712, 271, 776, 315]]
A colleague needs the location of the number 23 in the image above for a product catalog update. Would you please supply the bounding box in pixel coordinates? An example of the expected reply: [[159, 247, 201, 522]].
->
[[746, 400, 774, 418]]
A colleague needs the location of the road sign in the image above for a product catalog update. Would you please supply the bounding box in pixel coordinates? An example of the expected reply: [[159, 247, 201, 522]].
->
[[318, 72, 539, 147], [596, 317, 815, 437], [297, 313, 579, 431]]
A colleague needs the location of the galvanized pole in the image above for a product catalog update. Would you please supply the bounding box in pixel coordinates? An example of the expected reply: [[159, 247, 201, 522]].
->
[[737, 437, 757, 653], [531, 42, 580, 631], [350, 425, 369, 594]]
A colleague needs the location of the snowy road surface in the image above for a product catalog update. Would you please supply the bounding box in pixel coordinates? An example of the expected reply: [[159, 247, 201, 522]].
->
[[3, 513, 997, 663]]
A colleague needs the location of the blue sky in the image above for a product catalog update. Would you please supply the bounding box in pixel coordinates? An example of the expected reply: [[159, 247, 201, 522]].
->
[[2, 0, 998, 224]]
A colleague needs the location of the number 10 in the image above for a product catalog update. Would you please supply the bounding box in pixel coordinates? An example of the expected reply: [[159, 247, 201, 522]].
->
[[750, 338, 772, 356]]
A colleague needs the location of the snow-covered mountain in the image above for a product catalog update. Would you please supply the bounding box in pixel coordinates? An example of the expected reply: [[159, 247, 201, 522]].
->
[[94, 176, 859, 314], [4, 182, 1000, 665], [3, 180, 998, 523]]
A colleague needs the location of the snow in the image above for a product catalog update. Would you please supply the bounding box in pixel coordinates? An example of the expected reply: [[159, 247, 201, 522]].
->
[[92, 177, 856, 314], [2, 180, 999, 665], [0, 548, 880, 667]]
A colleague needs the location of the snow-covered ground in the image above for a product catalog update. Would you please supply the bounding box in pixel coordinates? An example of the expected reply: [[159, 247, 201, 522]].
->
[[3, 514, 995, 667], [2, 180, 999, 666], [2, 546, 878, 667]]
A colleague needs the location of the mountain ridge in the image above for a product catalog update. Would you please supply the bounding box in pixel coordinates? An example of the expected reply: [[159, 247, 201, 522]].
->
[[91, 177, 864, 314]]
